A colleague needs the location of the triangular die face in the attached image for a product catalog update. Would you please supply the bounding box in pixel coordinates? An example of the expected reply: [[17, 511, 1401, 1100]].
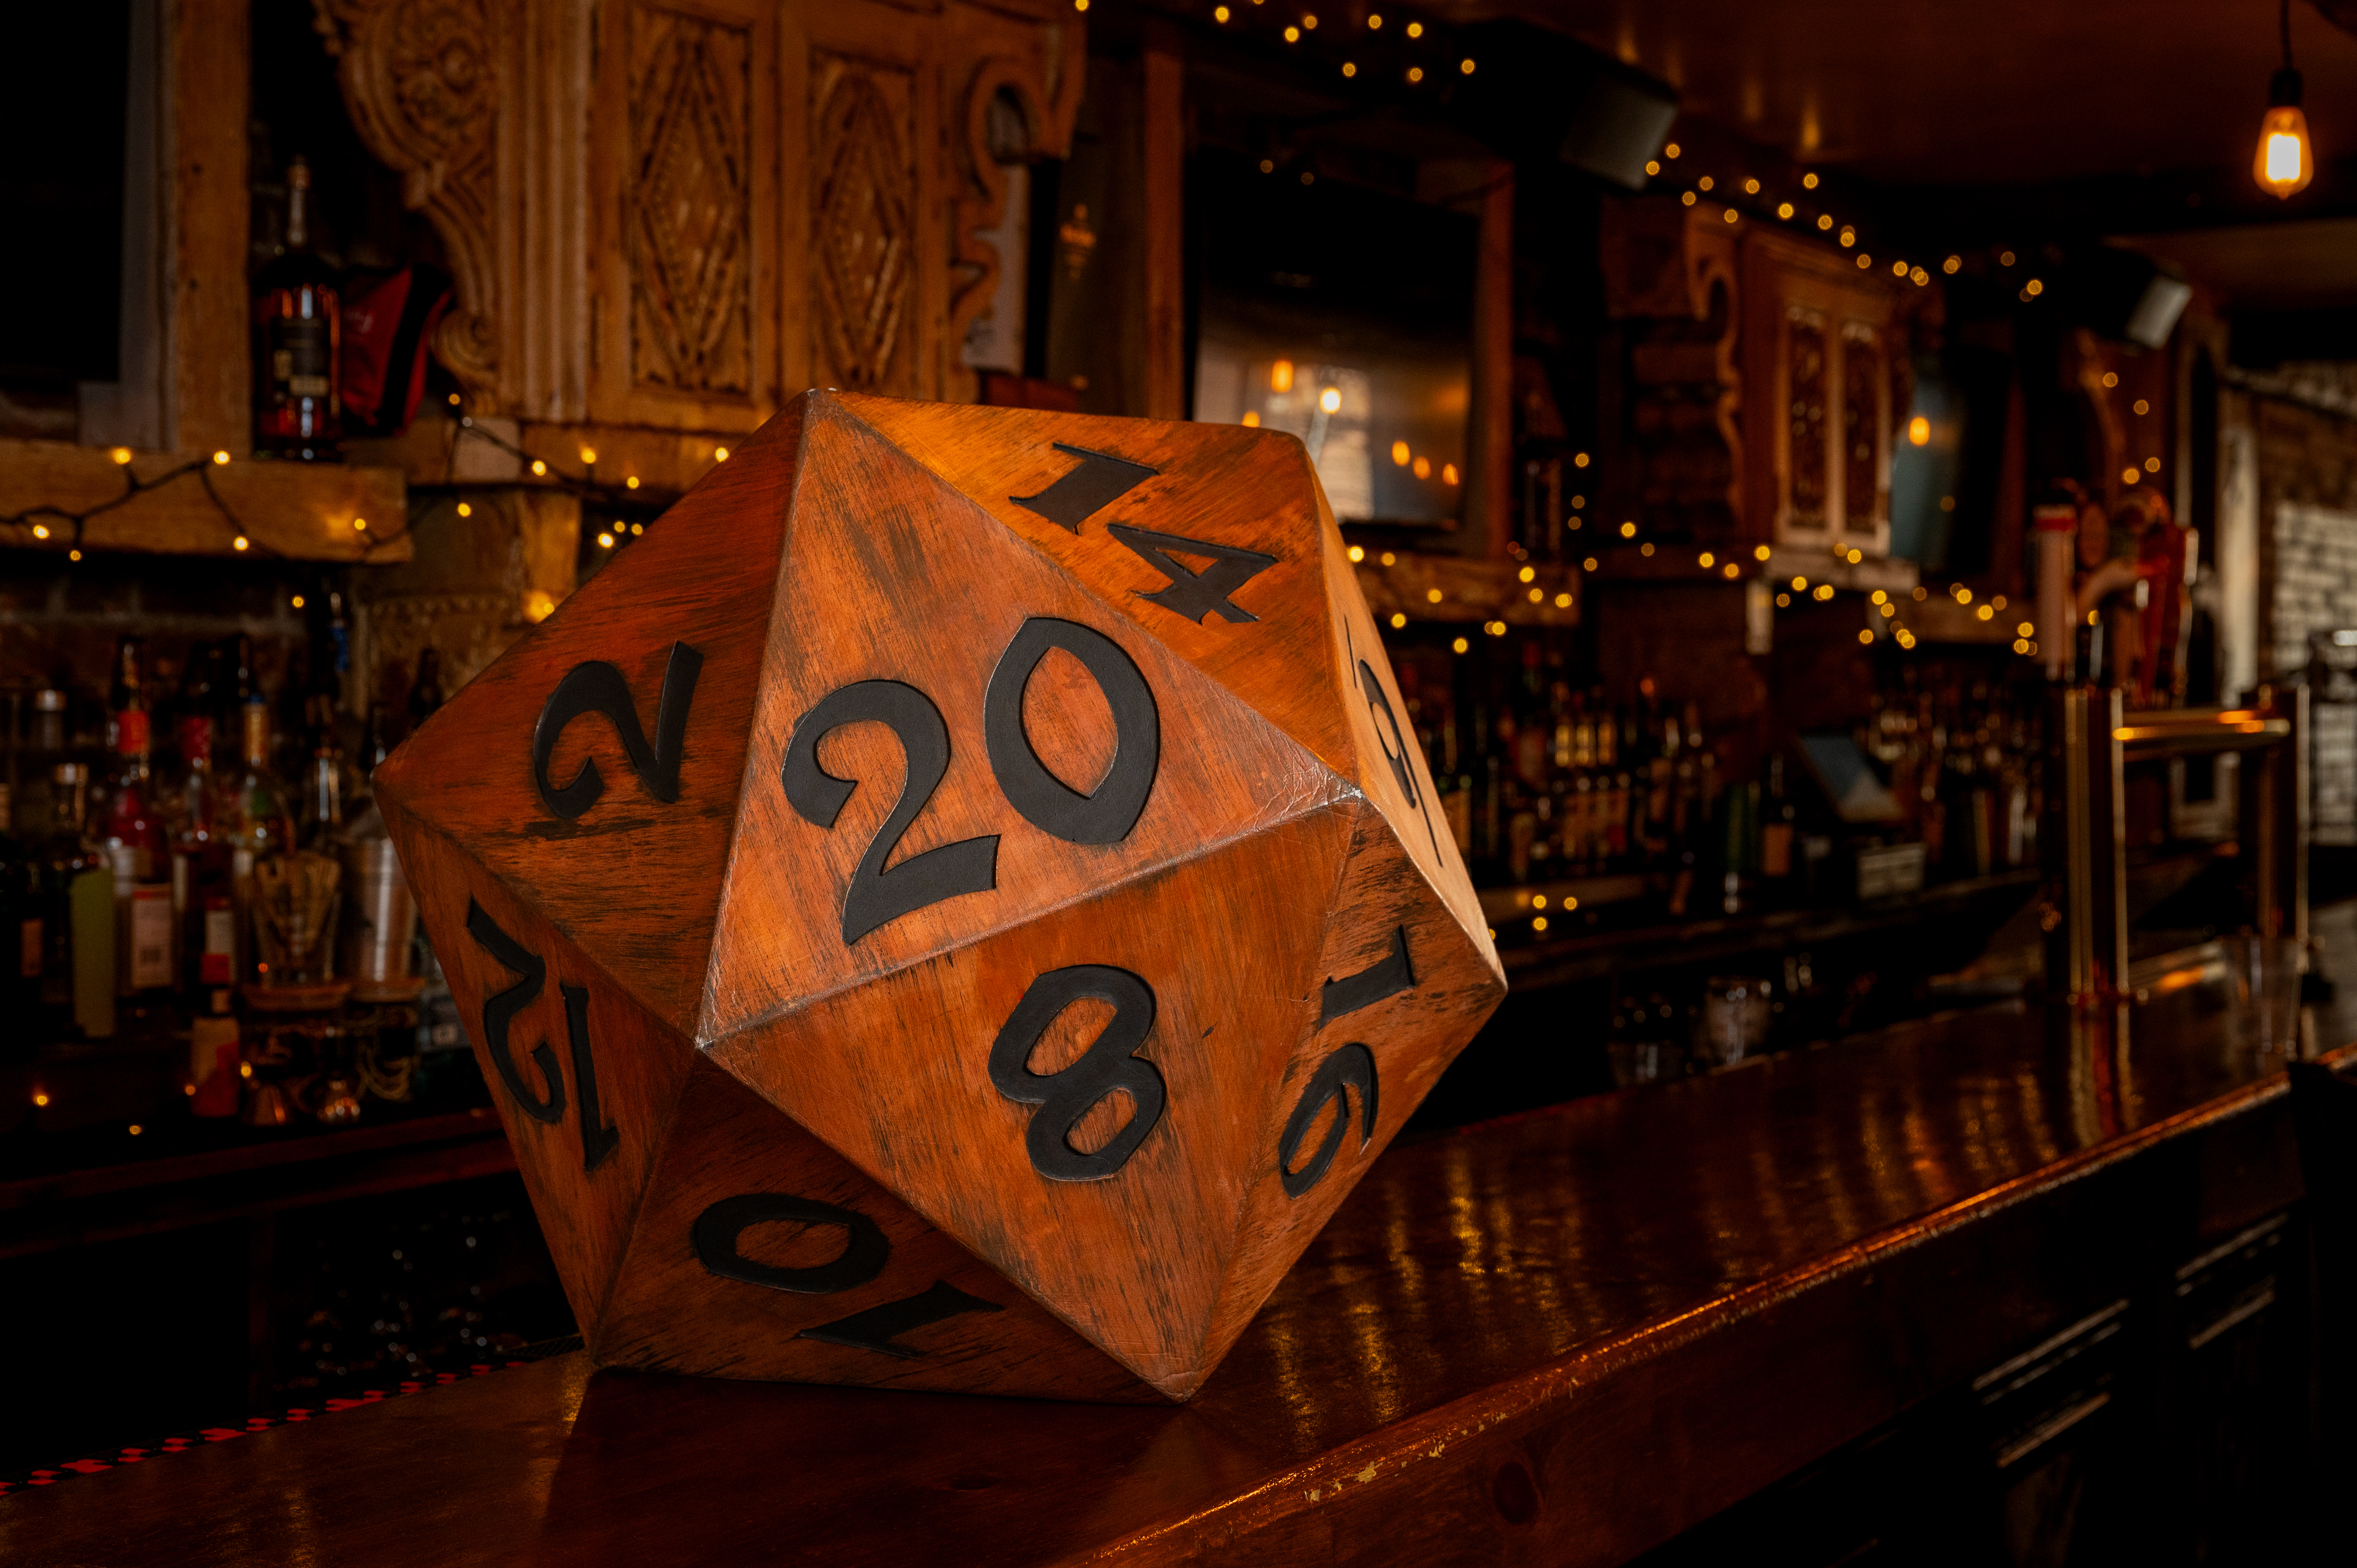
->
[[1318, 511, 1494, 954], [700, 398, 1350, 1044], [597, 1056, 1157, 1401], [836, 395, 1354, 781], [1197, 801, 1507, 1374], [382, 796, 697, 1341], [703, 805, 1354, 1399], [372, 405, 804, 1038]]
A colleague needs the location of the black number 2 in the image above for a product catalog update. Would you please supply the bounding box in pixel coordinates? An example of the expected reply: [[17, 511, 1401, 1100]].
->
[[691, 1193, 1004, 1358], [782, 681, 1001, 945], [785, 617, 1161, 945], [532, 641, 703, 819], [989, 965, 1168, 1181], [464, 899, 619, 1173]]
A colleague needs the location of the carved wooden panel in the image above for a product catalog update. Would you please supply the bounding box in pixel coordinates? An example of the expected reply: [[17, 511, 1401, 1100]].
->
[[1787, 308, 1829, 531], [589, 0, 774, 431], [1743, 228, 1907, 558], [317, 0, 504, 401], [627, 5, 754, 398], [1842, 321, 1884, 538], [808, 51, 920, 396]]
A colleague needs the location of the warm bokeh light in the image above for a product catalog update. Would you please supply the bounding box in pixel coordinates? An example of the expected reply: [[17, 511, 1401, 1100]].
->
[[1319, 386, 1342, 413], [1390, 440, 1410, 466], [232, 535, 248, 552], [212, 450, 231, 465], [110, 447, 132, 465], [1620, 521, 1637, 538], [530, 459, 548, 475], [597, 532, 615, 549], [1270, 359, 1294, 393], [1441, 463, 1459, 485], [1242, 410, 1261, 427], [2256, 105, 2313, 197], [713, 446, 730, 461], [579, 447, 598, 465], [1412, 455, 1431, 479], [456, 501, 473, 517], [1908, 414, 1932, 446], [525, 589, 558, 623]]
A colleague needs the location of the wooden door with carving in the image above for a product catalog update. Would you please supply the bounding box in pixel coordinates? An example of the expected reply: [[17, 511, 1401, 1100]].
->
[[1743, 229, 1904, 560], [590, 0, 780, 433], [783, 0, 945, 401]]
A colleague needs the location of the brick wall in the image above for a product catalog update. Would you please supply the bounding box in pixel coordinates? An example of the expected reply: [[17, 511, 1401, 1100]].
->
[[2255, 394, 2357, 845]]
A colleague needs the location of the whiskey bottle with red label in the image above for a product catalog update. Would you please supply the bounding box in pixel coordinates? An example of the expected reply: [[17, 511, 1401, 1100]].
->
[[253, 156, 342, 459]]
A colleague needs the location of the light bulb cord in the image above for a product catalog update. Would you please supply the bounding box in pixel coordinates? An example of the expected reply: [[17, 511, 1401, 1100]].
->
[[2282, 0, 2295, 70]]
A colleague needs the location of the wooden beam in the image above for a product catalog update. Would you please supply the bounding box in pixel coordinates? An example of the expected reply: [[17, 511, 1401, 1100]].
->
[[169, 0, 252, 456], [0, 441, 410, 563], [1141, 47, 1186, 421]]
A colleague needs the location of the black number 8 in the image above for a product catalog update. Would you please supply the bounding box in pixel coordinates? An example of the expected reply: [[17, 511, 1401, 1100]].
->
[[989, 965, 1168, 1182]]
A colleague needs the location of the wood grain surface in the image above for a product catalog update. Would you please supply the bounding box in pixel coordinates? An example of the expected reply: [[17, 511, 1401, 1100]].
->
[[372, 391, 1504, 1399], [5, 966, 2342, 1567]]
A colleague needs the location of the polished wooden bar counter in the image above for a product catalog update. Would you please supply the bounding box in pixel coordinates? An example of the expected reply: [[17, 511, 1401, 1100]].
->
[[6, 931, 2346, 1565]]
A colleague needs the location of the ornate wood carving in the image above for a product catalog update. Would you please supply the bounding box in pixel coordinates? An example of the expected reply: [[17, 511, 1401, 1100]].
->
[[314, 0, 504, 400], [1601, 198, 1744, 540], [809, 55, 918, 394], [944, 32, 1084, 400], [626, 6, 754, 398]]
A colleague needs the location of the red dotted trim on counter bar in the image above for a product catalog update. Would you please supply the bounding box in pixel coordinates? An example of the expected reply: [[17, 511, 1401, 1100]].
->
[[1, 1338, 582, 1499]]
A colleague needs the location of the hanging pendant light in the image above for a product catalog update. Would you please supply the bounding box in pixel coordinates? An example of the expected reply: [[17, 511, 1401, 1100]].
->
[[2255, 0, 2314, 198]]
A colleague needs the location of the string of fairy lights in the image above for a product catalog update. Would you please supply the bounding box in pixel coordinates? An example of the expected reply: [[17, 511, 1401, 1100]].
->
[[0, 391, 717, 579], [0, 446, 278, 563]]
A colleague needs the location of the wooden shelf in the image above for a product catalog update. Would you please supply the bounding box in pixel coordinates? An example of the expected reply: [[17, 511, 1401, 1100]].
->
[[1352, 549, 1579, 626], [0, 440, 410, 564], [1891, 589, 2023, 645]]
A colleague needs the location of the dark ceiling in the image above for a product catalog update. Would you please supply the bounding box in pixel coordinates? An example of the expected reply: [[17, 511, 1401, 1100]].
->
[[1469, 0, 2357, 187]]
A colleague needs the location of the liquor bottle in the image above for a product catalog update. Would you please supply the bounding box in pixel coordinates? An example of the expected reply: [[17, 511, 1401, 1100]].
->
[[172, 664, 237, 995], [0, 783, 35, 1053], [35, 762, 115, 1039], [188, 987, 243, 1118], [253, 156, 343, 460], [102, 637, 176, 998], [1760, 755, 1797, 890], [408, 645, 446, 737], [223, 672, 294, 986]]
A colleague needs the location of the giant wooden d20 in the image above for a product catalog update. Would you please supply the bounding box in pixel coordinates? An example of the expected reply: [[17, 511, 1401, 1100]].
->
[[375, 391, 1504, 1402]]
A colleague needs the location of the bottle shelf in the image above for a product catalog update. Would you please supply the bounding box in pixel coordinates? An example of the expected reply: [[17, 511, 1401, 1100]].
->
[[0, 439, 410, 564], [1352, 550, 1580, 626]]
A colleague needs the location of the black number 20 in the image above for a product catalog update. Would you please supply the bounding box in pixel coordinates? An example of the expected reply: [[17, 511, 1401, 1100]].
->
[[783, 617, 1160, 945]]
